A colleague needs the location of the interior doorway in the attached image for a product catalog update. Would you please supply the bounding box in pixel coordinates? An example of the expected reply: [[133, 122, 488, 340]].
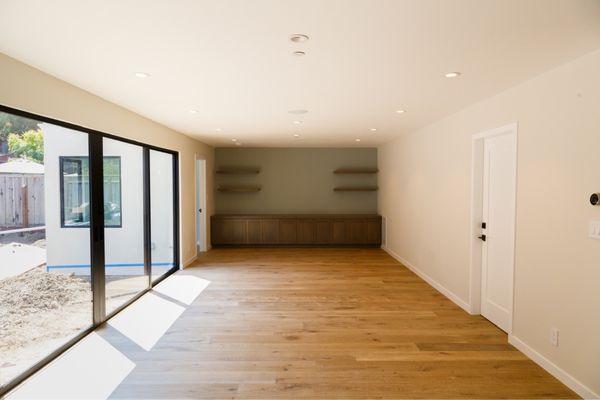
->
[[196, 158, 207, 255], [470, 123, 517, 333]]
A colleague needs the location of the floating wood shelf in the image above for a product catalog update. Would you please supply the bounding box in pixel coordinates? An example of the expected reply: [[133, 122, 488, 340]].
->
[[216, 167, 260, 174], [218, 185, 261, 193], [334, 168, 378, 174], [333, 186, 378, 192]]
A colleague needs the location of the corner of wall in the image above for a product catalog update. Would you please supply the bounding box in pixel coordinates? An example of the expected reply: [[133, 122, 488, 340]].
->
[[508, 335, 599, 399], [381, 245, 472, 314]]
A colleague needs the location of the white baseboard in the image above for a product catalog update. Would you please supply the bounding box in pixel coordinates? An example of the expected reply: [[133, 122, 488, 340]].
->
[[381, 245, 471, 313], [183, 255, 198, 268], [509, 335, 598, 399], [382, 245, 597, 398]]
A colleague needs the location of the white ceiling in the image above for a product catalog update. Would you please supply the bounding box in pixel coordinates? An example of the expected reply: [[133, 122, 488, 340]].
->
[[1, 0, 599, 147]]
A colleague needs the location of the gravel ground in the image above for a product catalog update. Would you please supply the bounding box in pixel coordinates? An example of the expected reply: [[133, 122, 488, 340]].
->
[[0, 266, 92, 351], [0, 232, 145, 385], [0, 234, 92, 385], [0, 266, 92, 384], [0, 229, 46, 247]]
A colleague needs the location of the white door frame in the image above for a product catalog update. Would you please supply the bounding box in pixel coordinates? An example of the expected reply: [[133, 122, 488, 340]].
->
[[469, 122, 518, 333], [195, 156, 208, 256]]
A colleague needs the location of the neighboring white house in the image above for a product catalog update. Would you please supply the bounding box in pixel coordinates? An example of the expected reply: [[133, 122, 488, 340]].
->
[[0, 159, 44, 174], [42, 123, 174, 277]]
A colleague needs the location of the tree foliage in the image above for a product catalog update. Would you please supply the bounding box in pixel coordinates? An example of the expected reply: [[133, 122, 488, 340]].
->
[[8, 130, 44, 163], [0, 112, 40, 142]]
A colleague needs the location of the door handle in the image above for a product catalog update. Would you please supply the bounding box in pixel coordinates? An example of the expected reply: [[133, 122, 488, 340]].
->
[[478, 234, 486, 242]]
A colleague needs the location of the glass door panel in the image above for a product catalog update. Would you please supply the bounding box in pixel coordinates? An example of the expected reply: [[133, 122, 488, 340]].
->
[[102, 137, 148, 314], [149, 150, 175, 281], [0, 117, 92, 386]]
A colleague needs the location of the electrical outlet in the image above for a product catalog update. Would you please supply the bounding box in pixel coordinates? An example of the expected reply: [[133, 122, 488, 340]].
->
[[550, 327, 559, 347], [589, 220, 600, 240]]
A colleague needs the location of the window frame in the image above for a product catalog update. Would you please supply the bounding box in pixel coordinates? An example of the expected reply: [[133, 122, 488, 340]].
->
[[59, 155, 123, 228], [0, 103, 180, 398]]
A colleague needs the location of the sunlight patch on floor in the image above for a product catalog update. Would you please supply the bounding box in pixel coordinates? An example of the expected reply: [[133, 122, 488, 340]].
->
[[153, 274, 210, 305], [7, 332, 135, 400], [5, 271, 206, 398], [108, 292, 185, 351]]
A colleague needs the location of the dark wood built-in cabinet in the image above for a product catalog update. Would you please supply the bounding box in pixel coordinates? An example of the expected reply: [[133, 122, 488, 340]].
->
[[211, 214, 382, 246]]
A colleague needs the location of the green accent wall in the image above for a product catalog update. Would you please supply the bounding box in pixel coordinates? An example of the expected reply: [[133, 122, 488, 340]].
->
[[215, 148, 377, 214]]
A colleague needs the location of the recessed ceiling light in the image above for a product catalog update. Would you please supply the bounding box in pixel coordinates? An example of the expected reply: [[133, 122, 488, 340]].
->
[[290, 34, 309, 43], [215, 128, 222, 132], [293, 120, 302, 125], [189, 109, 199, 114], [288, 109, 308, 115], [293, 134, 300, 138], [134, 72, 149, 78], [370, 128, 377, 132], [293, 51, 306, 57], [231, 138, 237, 142], [355, 138, 361, 142], [445, 72, 461, 78], [396, 109, 406, 114]]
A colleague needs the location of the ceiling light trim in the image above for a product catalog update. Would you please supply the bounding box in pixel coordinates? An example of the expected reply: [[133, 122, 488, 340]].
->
[[288, 109, 308, 115], [290, 34, 309, 43]]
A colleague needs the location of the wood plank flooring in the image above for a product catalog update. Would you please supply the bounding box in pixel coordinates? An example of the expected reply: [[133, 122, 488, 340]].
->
[[106, 248, 577, 399]]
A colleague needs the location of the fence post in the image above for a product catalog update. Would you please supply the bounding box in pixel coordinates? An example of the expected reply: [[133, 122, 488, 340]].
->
[[21, 183, 29, 228]]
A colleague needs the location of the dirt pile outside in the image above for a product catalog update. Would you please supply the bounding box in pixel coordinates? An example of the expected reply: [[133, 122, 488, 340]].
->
[[0, 266, 92, 383]]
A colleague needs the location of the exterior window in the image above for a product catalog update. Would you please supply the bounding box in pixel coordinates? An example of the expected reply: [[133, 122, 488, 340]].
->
[[60, 156, 122, 227]]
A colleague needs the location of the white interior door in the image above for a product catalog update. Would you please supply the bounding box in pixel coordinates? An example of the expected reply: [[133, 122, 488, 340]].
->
[[480, 131, 516, 332], [196, 159, 207, 253]]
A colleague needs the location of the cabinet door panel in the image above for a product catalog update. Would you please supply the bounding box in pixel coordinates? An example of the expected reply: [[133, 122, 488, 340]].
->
[[315, 220, 332, 244], [211, 219, 225, 245], [332, 221, 347, 244], [298, 220, 316, 244], [228, 219, 247, 244], [279, 220, 298, 244], [366, 219, 381, 244], [247, 220, 261, 244], [261, 219, 279, 244], [348, 220, 367, 244]]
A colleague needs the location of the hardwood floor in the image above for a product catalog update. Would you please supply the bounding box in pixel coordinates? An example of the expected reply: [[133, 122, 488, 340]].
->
[[107, 248, 577, 399]]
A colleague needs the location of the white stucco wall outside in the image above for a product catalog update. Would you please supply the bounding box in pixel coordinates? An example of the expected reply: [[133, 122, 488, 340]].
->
[[43, 123, 174, 276]]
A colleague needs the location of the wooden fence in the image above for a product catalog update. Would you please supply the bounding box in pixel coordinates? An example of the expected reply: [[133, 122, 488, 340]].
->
[[0, 174, 45, 229]]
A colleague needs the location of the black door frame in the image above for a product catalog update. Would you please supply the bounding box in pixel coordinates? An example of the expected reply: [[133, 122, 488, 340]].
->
[[0, 104, 181, 396]]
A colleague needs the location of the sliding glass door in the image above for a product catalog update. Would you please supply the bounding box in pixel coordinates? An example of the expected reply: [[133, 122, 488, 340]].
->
[[103, 138, 148, 314], [0, 105, 179, 396], [150, 149, 175, 282], [1, 118, 93, 387]]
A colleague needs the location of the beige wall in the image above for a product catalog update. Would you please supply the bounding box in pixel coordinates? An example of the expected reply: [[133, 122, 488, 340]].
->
[[0, 53, 214, 266], [379, 48, 600, 396], [216, 147, 377, 214]]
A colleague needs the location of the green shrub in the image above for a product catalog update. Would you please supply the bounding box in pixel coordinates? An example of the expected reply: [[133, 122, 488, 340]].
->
[[8, 130, 44, 163]]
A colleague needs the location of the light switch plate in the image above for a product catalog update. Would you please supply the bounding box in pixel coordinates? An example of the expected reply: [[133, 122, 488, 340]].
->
[[588, 220, 600, 240], [550, 327, 559, 347]]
